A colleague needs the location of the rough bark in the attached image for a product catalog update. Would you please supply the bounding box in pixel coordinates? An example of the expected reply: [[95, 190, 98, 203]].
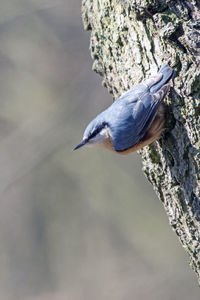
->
[[81, 0, 200, 283]]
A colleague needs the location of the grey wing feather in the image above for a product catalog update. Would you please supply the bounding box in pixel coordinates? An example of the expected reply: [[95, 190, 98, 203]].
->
[[112, 64, 174, 151], [132, 93, 160, 140], [143, 73, 163, 89], [113, 91, 163, 151]]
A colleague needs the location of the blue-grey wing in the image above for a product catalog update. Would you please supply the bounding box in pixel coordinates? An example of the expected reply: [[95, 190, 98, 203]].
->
[[113, 92, 161, 151], [132, 93, 159, 137], [111, 64, 174, 151], [117, 64, 173, 105]]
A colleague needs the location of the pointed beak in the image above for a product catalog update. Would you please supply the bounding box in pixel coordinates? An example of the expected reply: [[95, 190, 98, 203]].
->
[[73, 139, 87, 151]]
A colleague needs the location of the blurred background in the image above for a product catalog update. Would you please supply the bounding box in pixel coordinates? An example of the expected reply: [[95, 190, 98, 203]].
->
[[0, 1, 199, 300]]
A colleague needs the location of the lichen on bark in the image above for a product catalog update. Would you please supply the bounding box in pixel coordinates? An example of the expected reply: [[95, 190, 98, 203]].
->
[[82, 0, 200, 282]]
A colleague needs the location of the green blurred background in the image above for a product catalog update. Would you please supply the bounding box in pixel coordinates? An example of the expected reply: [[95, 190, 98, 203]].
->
[[0, 1, 199, 299]]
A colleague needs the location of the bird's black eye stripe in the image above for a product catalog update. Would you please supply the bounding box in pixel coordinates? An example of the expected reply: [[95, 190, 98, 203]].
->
[[89, 122, 109, 139], [90, 130, 98, 139]]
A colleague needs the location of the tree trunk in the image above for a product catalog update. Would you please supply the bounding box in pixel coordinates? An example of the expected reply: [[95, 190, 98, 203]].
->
[[82, 0, 200, 283]]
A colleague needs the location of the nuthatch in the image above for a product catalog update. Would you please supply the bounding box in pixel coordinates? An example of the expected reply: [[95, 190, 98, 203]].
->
[[74, 64, 175, 154]]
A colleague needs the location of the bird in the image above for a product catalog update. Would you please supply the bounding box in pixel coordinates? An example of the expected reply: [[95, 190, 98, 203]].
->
[[73, 63, 175, 155]]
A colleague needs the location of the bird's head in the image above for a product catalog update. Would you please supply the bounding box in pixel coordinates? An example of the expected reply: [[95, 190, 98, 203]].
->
[[73, 117, 110, 151]]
